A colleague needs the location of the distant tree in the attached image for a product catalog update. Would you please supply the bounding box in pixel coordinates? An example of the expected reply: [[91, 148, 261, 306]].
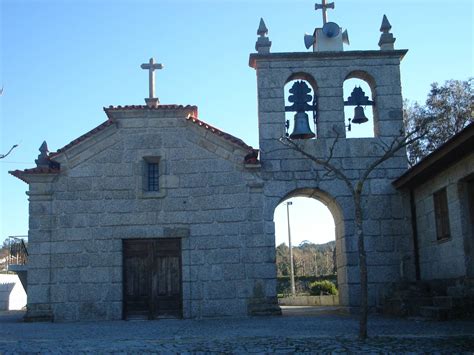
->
[[276, 241, 336, 278], [275, 243, 290, 277], [0, 239, 10, 272], [404, 78, 473, 165]]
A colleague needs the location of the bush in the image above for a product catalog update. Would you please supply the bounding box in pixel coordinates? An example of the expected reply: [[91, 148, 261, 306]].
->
[[309, 280, 338, 296], [277, 275, 337, 295]]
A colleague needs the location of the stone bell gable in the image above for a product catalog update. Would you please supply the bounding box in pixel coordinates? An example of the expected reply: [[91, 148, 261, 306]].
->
[[249, 15, 411, 309], [10, 105, 278, 322]]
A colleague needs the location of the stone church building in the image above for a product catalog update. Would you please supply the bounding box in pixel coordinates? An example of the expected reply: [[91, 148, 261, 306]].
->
[[10, 4, 473, 321]]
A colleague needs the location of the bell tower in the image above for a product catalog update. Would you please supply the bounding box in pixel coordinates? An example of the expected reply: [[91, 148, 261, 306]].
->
[[250, 3, 410, 310]]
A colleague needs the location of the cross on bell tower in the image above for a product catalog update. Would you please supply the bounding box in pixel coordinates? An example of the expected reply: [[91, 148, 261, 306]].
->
[[315, 0, 335, 25], [141, 57, 163, 108]]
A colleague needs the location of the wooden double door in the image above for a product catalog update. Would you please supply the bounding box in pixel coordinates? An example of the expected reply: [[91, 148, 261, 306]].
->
[[123, 238, 182, 319]]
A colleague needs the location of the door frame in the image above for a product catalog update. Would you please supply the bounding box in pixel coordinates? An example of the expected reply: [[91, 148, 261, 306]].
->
[[122, 238, 183, 320]]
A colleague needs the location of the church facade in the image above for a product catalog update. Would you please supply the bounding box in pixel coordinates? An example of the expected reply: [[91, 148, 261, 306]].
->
[[11, 5, 424, 322], [12, 105, 277, 321]]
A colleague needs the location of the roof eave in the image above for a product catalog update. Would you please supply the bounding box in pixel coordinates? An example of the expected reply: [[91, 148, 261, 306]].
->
[[9, 168, 60, 184], [393, 123, 474, 190]]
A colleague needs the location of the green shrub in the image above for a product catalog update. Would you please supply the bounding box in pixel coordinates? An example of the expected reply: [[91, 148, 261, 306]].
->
[[309, 280, 338, 296], [277, 275, 337, 295]]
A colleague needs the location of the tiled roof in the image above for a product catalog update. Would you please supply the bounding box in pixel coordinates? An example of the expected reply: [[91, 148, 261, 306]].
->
[[186, 116, 254, 152], [104, 104, 198, 119], [393, 122, 474, 189], [10, 106, 259, 183], [9, 167, 60, 183], [49, 119, 115, 158]]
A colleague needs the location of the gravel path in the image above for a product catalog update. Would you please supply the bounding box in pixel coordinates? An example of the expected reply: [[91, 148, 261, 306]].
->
[[1, 309, 473, 353]]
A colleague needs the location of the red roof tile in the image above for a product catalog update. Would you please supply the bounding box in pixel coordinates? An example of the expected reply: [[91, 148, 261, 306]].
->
[[49, 119, 115, 158], [10, 106, 258, 183], [104, 104, 198, 119], [9, 167, 60, 183], [186, 116, 254, 152]]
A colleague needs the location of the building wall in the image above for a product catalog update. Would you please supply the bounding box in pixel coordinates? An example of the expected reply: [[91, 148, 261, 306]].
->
[[251, 51, 412, 308], [26, 107, 273, 321], [0, 274, 27, 311], [414, 153, 474, 280]]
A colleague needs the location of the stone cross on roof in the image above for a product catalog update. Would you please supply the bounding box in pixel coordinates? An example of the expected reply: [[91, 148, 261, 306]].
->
[[141, 57, 163, 108], [315, 0, 335, 24]]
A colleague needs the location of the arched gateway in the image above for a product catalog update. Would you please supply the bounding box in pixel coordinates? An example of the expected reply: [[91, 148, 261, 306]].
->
[[273, 188, 346, 304]]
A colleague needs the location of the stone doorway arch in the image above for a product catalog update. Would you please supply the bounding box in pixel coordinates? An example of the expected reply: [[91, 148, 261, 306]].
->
[[271, 187, 350, 308]]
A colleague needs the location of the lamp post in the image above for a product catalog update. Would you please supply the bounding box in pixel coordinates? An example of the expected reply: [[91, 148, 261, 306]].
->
[[285, 201, 296, 296]]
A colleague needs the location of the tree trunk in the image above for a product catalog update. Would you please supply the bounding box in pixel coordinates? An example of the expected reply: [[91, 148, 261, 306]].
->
[[354, 191, 368, 340]]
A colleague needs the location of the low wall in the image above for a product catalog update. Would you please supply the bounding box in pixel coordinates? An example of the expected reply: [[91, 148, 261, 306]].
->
[[0, 274, 27, 310], [278, 295, 339, 306]]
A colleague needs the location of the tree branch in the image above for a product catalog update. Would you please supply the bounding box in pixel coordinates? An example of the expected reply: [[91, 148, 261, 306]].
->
[[0, 144, 18, 160], [359, 127, 429, 186], [279, 136, 354, 195]]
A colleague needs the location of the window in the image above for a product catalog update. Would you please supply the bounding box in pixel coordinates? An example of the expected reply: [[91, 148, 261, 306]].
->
[[433, 187, 450, 240], [139, 156, 165, 198], [147, 162, 159, 191]]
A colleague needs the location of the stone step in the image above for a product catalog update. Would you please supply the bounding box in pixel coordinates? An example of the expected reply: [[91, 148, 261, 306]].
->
[[391, 289, 429, 299], [389, 282, 430, 293], [406, 297, 433, 313], [419, 306, 450, 321], [24, 313, 53, 322], [382, 298, 407, 316], [432, 296, 457, 308]]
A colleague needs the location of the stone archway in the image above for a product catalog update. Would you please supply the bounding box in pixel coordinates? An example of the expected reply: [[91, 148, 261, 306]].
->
[[272, 188, 349, 308]]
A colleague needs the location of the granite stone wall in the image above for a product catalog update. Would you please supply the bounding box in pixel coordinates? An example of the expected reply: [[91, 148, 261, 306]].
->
[[26, 107, 273, 321], [414, 154, 474, 280], [250, 51, 411, 309]]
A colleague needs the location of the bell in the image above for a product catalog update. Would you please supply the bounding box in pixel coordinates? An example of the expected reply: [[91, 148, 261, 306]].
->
[[290, 112, 315, 139], [351, 105, 368, 124]]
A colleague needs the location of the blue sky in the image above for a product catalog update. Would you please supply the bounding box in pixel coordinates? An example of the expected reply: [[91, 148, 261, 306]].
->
[[1, 0, 473, 242]]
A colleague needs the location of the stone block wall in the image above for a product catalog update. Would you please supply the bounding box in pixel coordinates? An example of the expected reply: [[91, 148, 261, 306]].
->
[[25, 107, 273, 321], [414, 154, 474, 280]]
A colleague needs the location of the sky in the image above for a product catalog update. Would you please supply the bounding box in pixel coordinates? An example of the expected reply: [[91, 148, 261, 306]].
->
[[1, 0, 473, 244]]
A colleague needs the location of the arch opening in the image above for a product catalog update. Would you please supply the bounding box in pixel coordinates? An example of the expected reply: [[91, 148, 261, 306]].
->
[[272, 188, 346, 311], [343, 71, 378, 138]]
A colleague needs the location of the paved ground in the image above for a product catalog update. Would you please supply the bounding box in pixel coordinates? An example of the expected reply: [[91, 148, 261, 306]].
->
[[1, 307, 473, 353]]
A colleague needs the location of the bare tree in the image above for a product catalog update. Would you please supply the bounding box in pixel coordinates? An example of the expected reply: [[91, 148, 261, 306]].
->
[[279, 126, 426, 340], [0, 144, 18, 160]]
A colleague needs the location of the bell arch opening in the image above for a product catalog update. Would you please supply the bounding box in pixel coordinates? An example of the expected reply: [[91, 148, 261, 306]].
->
[[284, 73, 318, 139], [343, 71, 378, 138], [272, 188, 347, 310]]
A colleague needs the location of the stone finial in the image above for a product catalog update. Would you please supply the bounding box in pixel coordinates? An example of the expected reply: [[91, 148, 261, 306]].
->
[[35, 141, 50, 168], [255, 18, 272, 54], [378, 14, 396, 50], [257, 18, 268, 36], [380, 14, 392, 32]]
